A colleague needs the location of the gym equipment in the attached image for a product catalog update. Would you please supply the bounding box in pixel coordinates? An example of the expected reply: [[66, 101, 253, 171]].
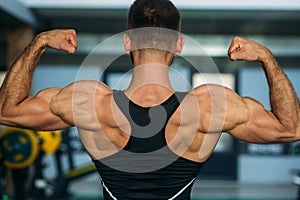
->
[[0, 138, 7, 200], [0, 128, 39, 169], [0, 127, 62, 169], [0, 127, 97, 199], [0, 127, 62, 200], [48, 128, 96, 199], [36, 130, 61, 155]]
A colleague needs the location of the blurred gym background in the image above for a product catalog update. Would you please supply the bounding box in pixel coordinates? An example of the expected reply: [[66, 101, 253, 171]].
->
[[0, 0, 300, 199]]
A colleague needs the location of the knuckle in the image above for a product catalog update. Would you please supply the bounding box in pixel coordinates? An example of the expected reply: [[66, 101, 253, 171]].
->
[[70, 29, 76, 36], [233, 36, 240, 41]]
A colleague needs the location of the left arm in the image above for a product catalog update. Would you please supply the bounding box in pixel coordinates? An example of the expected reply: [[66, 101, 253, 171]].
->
[[0, 29, 77, 130]]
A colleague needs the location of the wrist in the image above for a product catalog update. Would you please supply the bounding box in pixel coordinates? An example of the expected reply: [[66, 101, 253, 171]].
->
[[258, 48, 274, 64], [33, 32, 49, 50], [21, 32, 48, 64]]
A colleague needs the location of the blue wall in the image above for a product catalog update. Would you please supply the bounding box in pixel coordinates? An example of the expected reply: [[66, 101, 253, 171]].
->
[[239, 67, 300, 110]]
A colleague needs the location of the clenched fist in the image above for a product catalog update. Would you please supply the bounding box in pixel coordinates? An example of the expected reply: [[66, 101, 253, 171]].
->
[[37, 29, 78, 54], [228, 36, 272, 63]]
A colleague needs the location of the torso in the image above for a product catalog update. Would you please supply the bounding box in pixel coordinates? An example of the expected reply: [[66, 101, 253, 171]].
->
[[75, 81, 221, 163]]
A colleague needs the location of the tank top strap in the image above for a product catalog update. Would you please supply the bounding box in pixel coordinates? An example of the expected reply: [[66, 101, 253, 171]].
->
[[112, 90, 188, 125], [112, 90, 188, 153]]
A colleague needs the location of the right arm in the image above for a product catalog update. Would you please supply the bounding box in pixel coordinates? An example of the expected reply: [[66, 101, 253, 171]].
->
[[226, 37, 300, 143], [196, 37, 300, 144]]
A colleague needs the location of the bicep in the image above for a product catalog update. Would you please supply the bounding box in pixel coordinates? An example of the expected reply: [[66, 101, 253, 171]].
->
[[1, 88, 72, 131], [228, 97, 290, 143]]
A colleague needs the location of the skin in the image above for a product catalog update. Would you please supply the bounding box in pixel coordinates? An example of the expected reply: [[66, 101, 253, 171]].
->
[[0, 29, 299, 162]]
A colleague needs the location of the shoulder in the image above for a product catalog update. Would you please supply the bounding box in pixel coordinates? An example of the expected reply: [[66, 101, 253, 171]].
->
[[65, 80, 113, 111], [192, 84, 230, 94], [71, 80, 111, 92], [192, 84, 242, 102], [69, 80, 112, 98], [95, 81, 112, 97], [191, 84, 229, 104], [192, 83, 248, 115], [191, 84, 248, 132]]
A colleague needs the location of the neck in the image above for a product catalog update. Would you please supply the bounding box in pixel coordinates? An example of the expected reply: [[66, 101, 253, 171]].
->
[[126, 63, 174, 97]]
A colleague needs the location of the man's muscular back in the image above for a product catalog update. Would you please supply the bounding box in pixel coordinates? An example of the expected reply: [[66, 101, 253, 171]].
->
[[52, 80, 241, 163]]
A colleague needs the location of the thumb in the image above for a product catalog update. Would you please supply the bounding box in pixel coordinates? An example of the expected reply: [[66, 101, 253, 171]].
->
[[229, 51, 239, 61], [60, 40, 76, 54], [68, 31, 78, 52], [66, 42, 77, 54], [63, 37, 77, 54], [229, 50, 247, 61], [63, 29, 78, 54], [228, 36, 245, 61], [228, 37, 241, 54]]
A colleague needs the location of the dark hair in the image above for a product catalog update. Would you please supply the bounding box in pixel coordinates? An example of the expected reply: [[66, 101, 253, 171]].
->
[[128, 0, 181, 31], [127, 0, 181, 54]]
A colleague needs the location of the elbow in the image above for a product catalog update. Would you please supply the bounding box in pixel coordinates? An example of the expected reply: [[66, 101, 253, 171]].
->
[[282, 116, 299, 135], [295, 126, 300, 142], [276, 126, 300, 143], [0, 105, 18, 127], [0, 110, 10, 126], [0, 106, 8, 123], [0, 105, 13, 119]]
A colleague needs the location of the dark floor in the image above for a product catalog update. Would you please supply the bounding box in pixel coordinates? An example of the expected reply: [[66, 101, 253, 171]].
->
[[66, 180, 299, 200], [1, 179, 298, 200]]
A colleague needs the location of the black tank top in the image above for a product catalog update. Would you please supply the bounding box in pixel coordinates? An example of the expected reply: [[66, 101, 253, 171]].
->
[[93, 90, 205, 200]]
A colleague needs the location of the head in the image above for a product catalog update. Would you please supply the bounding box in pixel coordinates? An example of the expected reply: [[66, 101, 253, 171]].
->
[[124, 0, 185, 66], [128, 0, 181, 31]]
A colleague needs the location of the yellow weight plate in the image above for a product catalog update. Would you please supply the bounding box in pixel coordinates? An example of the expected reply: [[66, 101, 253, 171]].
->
[[37, 130, 62, 154], [0, 127, 39, 169]]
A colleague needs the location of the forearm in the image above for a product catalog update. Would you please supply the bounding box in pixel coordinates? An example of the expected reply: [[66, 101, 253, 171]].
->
[[0, 34, 47, 115], [260, 52, 299, 133], [228, 36, 300, 142]]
